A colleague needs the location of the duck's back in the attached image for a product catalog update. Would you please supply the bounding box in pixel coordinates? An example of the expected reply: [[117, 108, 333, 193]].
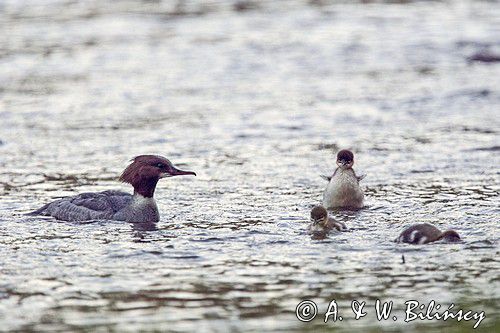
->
[[29, 190, 132, 222]]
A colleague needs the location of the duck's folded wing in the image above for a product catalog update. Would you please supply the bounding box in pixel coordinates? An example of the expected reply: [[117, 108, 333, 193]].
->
[[321, 169, 338, 182], [356, 174, 366, 182], [320, 175, 332, 181], [31, 190, 132, 222]]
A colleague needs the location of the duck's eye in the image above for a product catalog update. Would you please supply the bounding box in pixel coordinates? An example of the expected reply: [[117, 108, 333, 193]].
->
[[156, 163, 165, 168]]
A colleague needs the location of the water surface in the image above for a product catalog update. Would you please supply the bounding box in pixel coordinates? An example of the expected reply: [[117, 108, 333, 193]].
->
[[0, 0, 499, 332]]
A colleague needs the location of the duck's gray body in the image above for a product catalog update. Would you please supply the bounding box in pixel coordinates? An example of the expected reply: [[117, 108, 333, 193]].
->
[[29, 190, 159, 222], [323, 168, 364, 209]]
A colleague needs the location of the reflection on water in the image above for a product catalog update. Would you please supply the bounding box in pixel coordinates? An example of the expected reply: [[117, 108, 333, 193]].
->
[[0, 0, 499, 332]]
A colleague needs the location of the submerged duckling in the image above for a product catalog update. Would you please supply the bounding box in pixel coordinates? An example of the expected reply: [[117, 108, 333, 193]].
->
[[308, 205, 347, 234], [396, 223, 461, 244], [28, 155, 196, 223], [322, 149, 364, 209]]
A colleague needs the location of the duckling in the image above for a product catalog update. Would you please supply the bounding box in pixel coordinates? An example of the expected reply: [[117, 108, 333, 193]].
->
[[396, 223, 461, 244], [308, 205, 347, 234], [322, 149, 364, 209]]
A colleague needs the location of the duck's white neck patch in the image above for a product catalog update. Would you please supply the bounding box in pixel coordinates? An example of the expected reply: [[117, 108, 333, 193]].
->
[[132, 193, 157, 207]]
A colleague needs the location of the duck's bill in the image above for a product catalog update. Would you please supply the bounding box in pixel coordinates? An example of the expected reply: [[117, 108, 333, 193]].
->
[[336, 160, 353, 167], [162, 166, 196, 177]]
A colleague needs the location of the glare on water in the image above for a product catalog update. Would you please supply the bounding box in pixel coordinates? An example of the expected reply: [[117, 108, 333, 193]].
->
[[0, 1, 499, 332]]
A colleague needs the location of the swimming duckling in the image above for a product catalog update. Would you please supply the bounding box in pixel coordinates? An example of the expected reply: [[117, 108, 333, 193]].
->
[[308, 205, 347, 234], [396, 223, 461, 244], [322, 149, 364, 209]]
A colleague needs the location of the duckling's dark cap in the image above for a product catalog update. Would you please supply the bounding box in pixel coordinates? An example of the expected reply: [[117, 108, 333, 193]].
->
[[337, 150, 354, 162], [310, 205, 328, 220]]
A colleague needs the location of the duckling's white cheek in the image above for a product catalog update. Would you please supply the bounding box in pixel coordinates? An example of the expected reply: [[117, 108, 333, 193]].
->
[[409, 230, 419, 243], [418, 237, 428, 244], [310, 224, 320, 233]]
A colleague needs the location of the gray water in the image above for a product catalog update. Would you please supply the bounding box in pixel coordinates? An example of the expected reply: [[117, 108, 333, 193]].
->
[[0, 1, 499, 332]]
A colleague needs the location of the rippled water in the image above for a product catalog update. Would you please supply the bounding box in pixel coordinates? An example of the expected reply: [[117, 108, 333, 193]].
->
[[0, 0, 499, 332]]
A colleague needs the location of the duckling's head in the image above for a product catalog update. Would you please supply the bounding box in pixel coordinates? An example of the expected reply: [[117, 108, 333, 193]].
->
[[310, 205, 328, 225], [441, 230, 461, 242], [336, 149, 354, 169]]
